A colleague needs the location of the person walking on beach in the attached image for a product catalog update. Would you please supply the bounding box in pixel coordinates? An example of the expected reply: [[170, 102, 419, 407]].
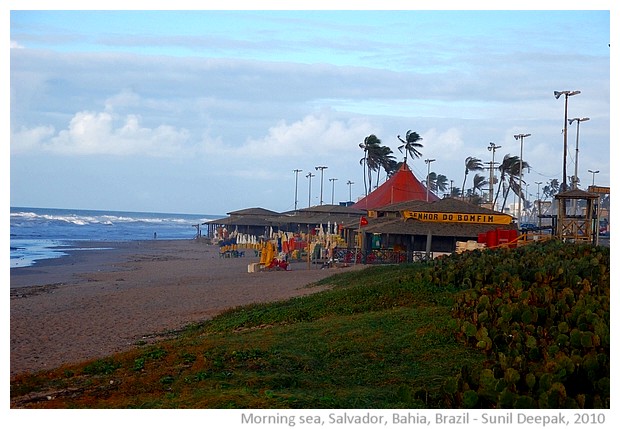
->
[[154, 232, 157, 239]]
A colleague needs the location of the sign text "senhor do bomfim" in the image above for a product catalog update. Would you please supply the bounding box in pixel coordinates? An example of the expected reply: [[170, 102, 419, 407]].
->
[[402, 211, 513, 225]]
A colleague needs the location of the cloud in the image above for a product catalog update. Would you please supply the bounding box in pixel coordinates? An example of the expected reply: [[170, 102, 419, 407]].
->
[[422, 127, 464, 160], [10, 125, 56, 154], [11, 110, 193, 158], [241, 111, 374, 159]]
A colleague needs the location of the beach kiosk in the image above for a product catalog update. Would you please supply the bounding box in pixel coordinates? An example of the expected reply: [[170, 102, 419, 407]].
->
[[554, 188, 599, 244]]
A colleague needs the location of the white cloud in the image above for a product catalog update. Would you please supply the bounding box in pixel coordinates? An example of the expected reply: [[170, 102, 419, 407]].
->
[[241, 111, 374, 159], [104, 89, 142, 112], [11, 110, 193, 158], [422, 127, 464, 161], [10, 125, 56, 154]]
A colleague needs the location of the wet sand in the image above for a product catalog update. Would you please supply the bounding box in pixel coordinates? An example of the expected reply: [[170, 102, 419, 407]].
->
[[10, 239, 362, 377]]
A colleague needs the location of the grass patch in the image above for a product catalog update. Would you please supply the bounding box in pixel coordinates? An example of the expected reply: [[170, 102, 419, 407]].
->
[[11, 261, 476, 408], [11, 241, 608, 408]]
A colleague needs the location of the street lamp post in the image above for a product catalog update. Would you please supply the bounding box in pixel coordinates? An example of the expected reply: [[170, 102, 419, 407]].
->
[[329, 178, 338, 205], [488, 142, 502, 209], [293, 169, 302, 210], [315, 166, 328, 205], [424, 158, 436, 202], [535, 181, 543, 227], [514, 133, 531, 228], [554, 90, 581, 191], [306, 172, 315, 208], [588, 169, 599, 186], [568, 117, 590, 189], [346, 180, 354, 203]]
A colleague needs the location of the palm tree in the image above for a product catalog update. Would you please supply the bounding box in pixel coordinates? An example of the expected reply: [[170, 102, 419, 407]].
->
[[461, 156, 484, 198], [493, 154, 530, 211], [365, 138, 384, 190], [397, 130, 423, 165], [542, 178, 560, 200], [426, 172, 449, 198], [376, 145, 396, 187], [385, 159, 401, 178], [472, 173, 489, 196], [436, 174, 449, 195], [426, 172, 437, 192], [359, 134, 381, 196], [493, 155, 518, 207]]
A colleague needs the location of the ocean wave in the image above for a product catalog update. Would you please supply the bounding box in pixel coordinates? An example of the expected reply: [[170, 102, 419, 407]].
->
[[10, 211, 206, 226]]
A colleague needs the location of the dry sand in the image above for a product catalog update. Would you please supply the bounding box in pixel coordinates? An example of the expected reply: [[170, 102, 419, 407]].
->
[[10, 239, 363, 377]]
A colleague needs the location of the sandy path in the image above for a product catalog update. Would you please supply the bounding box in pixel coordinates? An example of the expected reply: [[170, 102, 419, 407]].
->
[[10, 239, 362, 377]]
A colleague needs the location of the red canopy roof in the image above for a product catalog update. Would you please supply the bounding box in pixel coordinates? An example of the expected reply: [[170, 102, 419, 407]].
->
[[352, 163, 439, 210]]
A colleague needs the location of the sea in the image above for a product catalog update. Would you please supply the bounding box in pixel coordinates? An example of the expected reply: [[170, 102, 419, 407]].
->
[[10, 207, 220, 269]]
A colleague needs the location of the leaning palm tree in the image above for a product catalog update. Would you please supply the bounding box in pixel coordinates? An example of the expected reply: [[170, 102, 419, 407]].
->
[[397, 130, 423, 165], [435, 174, 449, 195], [359, 134, 381, 196], [461, 156, 484, 199], [426, 172, 438, 192], [493, 155, 519, 207], [376, 145, 396, 187], [427, 172, 449, 194], [472, 173, 489, 196], [385, 159, 401, 178], [542, 178, 560, 200], [493, 154, 530, 211]]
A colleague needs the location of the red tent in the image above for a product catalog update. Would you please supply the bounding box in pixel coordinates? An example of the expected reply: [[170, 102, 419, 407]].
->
[[352, 163, 439, 210]]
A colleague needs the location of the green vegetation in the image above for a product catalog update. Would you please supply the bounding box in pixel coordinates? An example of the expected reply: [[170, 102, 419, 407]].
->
[[10, 240, 609, 409]]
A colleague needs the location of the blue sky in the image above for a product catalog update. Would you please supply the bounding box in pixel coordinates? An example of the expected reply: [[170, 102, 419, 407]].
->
[[6, 4, 613, 215]]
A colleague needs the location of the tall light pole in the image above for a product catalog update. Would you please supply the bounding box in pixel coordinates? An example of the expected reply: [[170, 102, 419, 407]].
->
[[424, 158, 435, 202], [535, 181, 543, 202], [488, 142, 502, 209], [306, 172, 315, 208], [554, 90, 581, 191], [588, 169, 599, 186], [293, 169, 302, 210], [568, 117, 590, 189], [315, 166, 328, 205], [535, 181, 543, 227], [329, 178, 338, 205], [514, 133, 531, 227], [346, 180, 354, 203]]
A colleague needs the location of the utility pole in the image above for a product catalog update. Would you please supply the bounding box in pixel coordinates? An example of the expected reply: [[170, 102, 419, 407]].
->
[[315, 166, 328, 205], [554, 90, 581, 191], [535, 181, 543, 227], [346, 180, 354, 204], [514, 133, 531, 228], [487, 142, 501, 210], [568, 117, 590, 190], [329, 178, 338, 205], [293, 169, 302, 210], [424, 158, 436, 202], [306, 172, 315, 208], [588, 169, 599, 186]]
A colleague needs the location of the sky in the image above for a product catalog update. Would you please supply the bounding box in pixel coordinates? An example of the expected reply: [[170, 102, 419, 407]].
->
[[6, 2, 614, 216]]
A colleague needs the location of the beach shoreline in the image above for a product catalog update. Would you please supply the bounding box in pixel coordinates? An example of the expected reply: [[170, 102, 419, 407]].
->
[[10, 239, 363, 377]]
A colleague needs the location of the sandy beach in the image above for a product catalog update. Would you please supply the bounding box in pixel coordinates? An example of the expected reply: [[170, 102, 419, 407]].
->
[[10, 239, 362, 377]]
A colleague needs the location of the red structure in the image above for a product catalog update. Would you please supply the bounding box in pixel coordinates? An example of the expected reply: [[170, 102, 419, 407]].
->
[[478, 228, 518, 248], [352, 163, 439, 210]]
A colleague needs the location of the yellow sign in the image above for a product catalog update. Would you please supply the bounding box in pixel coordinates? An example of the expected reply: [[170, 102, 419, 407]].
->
[[402, 210, 513, 225]]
